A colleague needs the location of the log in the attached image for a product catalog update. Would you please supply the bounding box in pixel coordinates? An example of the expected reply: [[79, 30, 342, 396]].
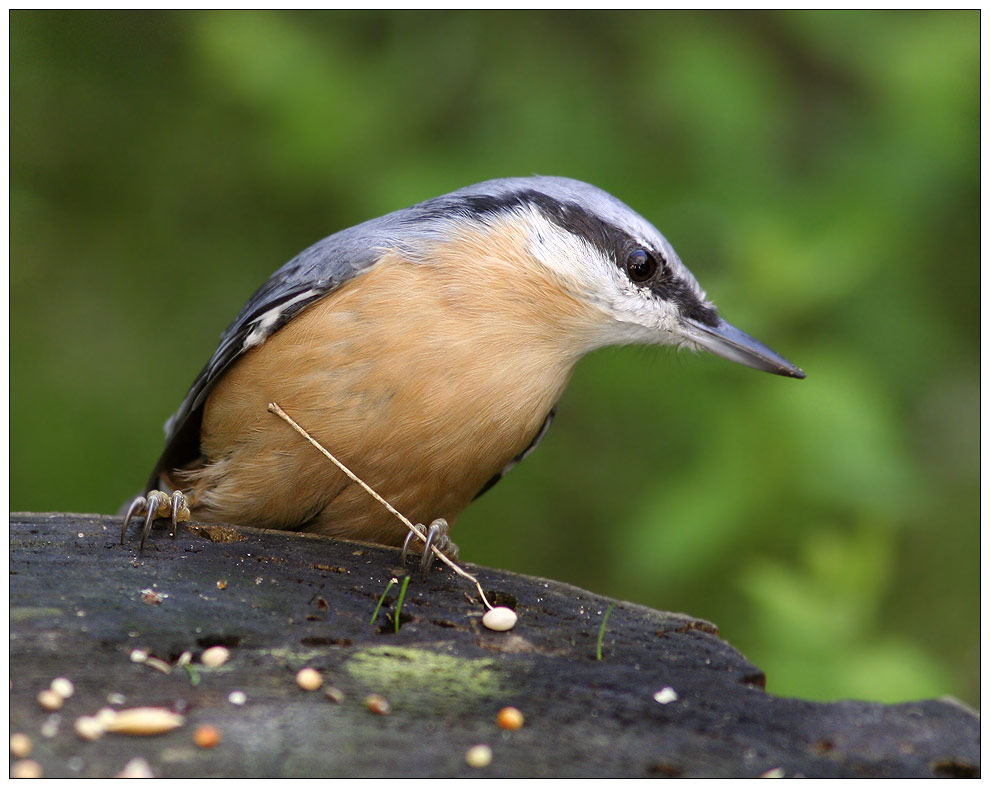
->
[[9, 513, 979, 778]]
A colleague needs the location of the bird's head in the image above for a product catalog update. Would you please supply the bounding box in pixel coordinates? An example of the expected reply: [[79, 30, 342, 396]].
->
[[398, 176, 804, 378]]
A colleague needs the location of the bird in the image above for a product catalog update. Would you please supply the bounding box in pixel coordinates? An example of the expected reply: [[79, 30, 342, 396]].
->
[[122, 176, 804, 567]]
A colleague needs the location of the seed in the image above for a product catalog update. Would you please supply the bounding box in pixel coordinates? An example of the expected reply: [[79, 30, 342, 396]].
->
[[104, 707, 184, 736], [39, 717, 60, 738], [74, 716, 104, 741], [95, 708, 118, 726], [496, 706, 524, 730], [50, 677, 74, 699], [465, 744, 493, 768], [365, 694, 391, 715], [324, 686, 345, 704], [652, 686, 678, 705], [193, 725, 222, 748], [296, 667, 323, 691], [201, 646, 230, 668], [37, 689, 63, 711], [129, 648, 149, 663], [216, 580, 227, 590], [228, 691, 247, 706], [482, 607, 517, 631], [116, 758, 154, 778], [11, 760, 43, 778], [9, 733, 32, 758]]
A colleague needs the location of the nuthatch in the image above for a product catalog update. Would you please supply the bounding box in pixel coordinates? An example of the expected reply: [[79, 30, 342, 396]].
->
[[123, 177, 804, 564]]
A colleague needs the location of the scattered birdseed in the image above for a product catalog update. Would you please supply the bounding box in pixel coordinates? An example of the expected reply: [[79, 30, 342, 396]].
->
[[37, 689, 63, 711], [365, 694, 391, 715], [228, 691, 247, 706], [201, 646, 230, 668], [176, 651, 192, 668], [104, 707, 184, 736], [144, 657, 172, 674], [116, 758, 154, 778], [107, 693, 126, 705], [73, 716, 104, 741], [141, 589, 165, 605], [39, 716, 60, 738], [324, 686, 345, 704], [496, 706, 524, 730], [11, 759, 43, 779], [482, 606, 518, 631], [653, 687, 678, 705], [129, 648, 149, 663], [9, 733, 32, 759], [95, 708, 118, 727], [50, 677, 74, 699], [216, 579, 227, 590], [465, 744, 493, 768], [193, 725, 222, 748], [296, 667, 323, 691], [760, 767, 785, 778]]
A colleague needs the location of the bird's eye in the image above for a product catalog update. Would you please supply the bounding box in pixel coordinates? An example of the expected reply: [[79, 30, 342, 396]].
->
[[626, 249, 658, 283]]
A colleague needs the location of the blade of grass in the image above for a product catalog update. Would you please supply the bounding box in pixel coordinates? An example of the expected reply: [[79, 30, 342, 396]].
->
[[394, 575, 411, 633], [370, 577, 398, 625], [596, 603, 617, 661]]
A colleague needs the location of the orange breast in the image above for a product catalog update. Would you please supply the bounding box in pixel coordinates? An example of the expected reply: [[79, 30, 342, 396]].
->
[[180, 219, 606, 545]]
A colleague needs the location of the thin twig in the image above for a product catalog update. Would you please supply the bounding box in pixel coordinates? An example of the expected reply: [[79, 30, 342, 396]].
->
[[268, 401, 493, 610]]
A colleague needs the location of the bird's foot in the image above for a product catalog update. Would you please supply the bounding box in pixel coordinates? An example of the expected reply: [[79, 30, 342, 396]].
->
[[120, 489, 191, 551], [400, 518, 459, 576]]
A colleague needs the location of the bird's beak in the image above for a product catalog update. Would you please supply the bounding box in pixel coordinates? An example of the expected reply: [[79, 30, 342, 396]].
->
[[678, 316, 805, 379]]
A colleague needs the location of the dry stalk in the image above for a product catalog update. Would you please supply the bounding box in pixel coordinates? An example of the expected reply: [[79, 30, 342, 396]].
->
[[267, 401, 493, 610]]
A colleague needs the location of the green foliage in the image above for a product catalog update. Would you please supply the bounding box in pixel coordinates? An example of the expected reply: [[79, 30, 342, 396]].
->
[[10, 11, 978, 707]]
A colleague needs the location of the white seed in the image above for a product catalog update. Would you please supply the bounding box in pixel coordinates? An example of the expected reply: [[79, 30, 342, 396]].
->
[[176, 651, 192, 667], [9, 732, 32, 758], [653, 686, 678, 704], [465, 743, 493, 768], [296, 667, 323, 691], [95, 708, 118, 726], [11, 759, 43, 778], [107, 692, 126, 705], [144, 657, 172, 674], [37, 689, 63, 711], [482, 606, 518, 631], [201, 646, 230, 668], [116, 758, 154, 778], [50, 677, 74, 699], [129, 648, 149, 663], [104, 707, 184, 736], [760, 767, 785, 778], [228, 691, 247, 706], [74, 715, 104, 741]]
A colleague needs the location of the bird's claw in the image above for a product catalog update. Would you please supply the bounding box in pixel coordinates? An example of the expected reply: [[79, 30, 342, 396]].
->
[[400, 518, 458, 576], [120, 489, 191, 551]]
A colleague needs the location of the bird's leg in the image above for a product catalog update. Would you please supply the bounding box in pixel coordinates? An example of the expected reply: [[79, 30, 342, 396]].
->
[[120, 490, 191, 551], [400, 518, 459, 576]]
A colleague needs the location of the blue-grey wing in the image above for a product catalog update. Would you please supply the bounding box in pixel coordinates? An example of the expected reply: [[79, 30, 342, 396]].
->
[[146, 225, 388, 490]]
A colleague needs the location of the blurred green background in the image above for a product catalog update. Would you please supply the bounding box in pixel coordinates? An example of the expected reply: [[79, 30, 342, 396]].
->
[[11, 10, 978, 707]]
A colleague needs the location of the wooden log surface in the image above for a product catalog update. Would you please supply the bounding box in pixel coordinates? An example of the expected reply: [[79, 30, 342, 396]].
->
[[8, 513, 980, 778]]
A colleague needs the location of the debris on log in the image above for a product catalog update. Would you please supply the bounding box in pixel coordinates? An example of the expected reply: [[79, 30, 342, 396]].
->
[[9, 513, 979, 778]]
